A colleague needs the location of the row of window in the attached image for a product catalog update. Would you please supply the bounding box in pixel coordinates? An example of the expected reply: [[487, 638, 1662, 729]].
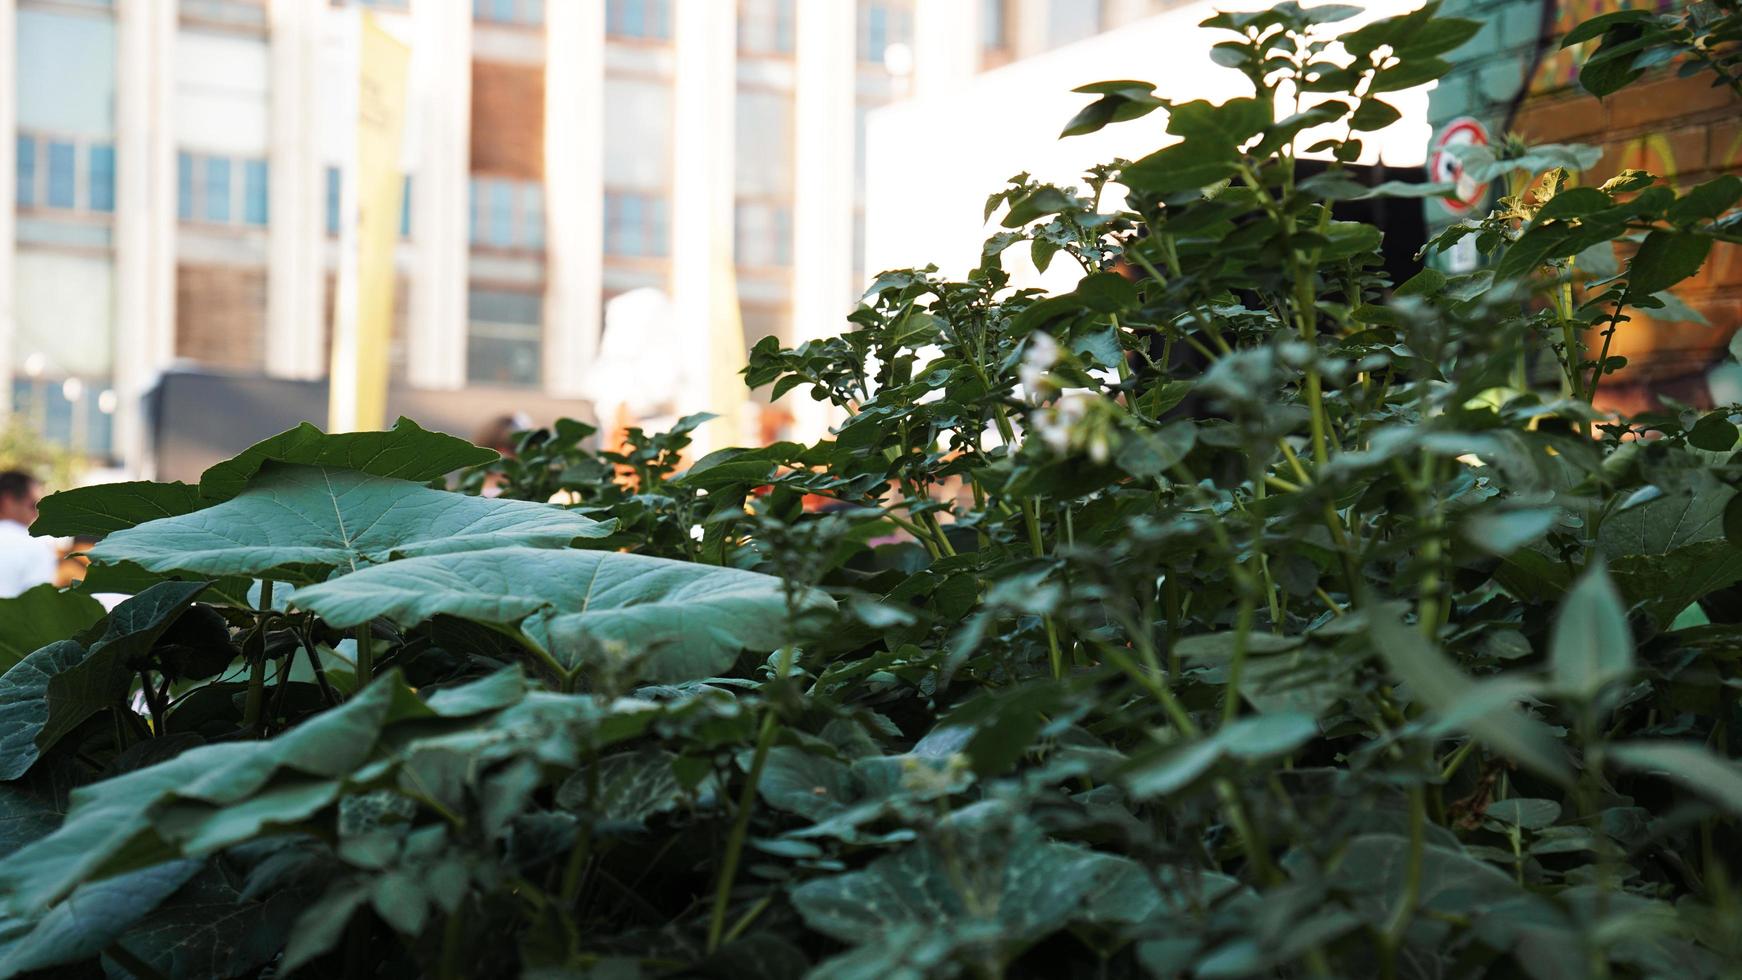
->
[[607, 0, 670, 39], [860, 2, 914, 63], [735, 201, 793, 268], [16, 134, 114, 214], [469, 177, 546, 251], [739, 0, 796, 55], [473, 0, 543, 26], [178, 151, 269, 226], [604, 190, 670, 258]]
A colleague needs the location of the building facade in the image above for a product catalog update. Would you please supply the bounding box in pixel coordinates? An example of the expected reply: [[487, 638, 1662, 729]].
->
[[0, 0, 1236, 475]]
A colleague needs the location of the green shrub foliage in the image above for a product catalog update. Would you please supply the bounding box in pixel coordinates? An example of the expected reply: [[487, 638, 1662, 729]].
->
[[4, 3, 1742, 977]]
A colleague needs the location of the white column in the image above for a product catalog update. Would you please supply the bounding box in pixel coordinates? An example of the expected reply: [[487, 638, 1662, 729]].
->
[[266, 0, 326, 379], [0, 0, 16, 405], [1013, 0, 1051, 59], [114, 0, 177, 476], [1103, 0, 1153, 30], [913, 0, 978, 99], [789, 0, 856, 441], [542, 0, 604, 397], [670, 0, 736, 445], [407, 0, 470, 390]]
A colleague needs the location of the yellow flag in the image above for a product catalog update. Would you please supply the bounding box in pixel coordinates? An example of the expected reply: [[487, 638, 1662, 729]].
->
[[329, 13, 409, 433]]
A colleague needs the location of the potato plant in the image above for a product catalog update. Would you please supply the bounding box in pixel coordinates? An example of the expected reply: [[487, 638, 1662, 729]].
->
[[3, 3, 1742, 978]]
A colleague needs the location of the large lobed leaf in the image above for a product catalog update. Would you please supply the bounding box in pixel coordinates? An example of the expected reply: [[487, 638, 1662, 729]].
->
[[34, 418, 497, 540], [89, 464, 613, 582], [289, 546, 835, 681], [0, 581, 209, 780], [0, 585, 104, 672]]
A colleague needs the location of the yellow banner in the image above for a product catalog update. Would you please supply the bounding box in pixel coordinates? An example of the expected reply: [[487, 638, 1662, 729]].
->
[[329, 12, 409, 433]]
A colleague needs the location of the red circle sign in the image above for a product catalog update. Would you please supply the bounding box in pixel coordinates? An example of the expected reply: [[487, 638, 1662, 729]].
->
[[1429, 117, 1491, 215]]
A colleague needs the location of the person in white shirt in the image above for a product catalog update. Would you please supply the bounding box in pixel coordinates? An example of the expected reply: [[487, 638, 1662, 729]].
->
[[0, 470, 57, 598]]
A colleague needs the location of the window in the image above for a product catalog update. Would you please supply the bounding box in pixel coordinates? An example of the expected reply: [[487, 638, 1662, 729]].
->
[[400, 174, 413, 238], [203, 157, 232, 222], [16, 136, 36, 207], [17, 134, 118, 215], [87, 145, 115, 212], [178, 150, 269, 228], [326, 166, 341, 236], [858, 2, 911, 62], [740, 0, 795, 55], [735, 90, 794, 197], [467, 177, 545, 251], [604, 190, 669, 257], [1046, 0, 1103, 46], [178, 152, 195, 221], [607, 0, 670, 39], [735, 200, 793, 267], [47, 142, 77, 209], [473, 0, 541, 25], [243, 159, 269, 226], [467, 288, 542, 388], [982, 0, 1009, 49]]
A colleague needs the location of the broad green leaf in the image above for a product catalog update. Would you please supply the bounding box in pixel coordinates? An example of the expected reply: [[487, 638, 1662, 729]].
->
[[0, 859, 202, 978], [110, 859, 309, 980], [1348, 99, 1401, 131], [757, 747, 856, 821], [1120, 141, 1238, 197], [556, 748, 685, 827], [790, 807, 1148, 964], [90, 464, 612, 581], [0, 581, 209, 780], [1608, 741, 1742, 816], [1626, 230, 1711, 299], [1061, 80, 1164, 138], [1667, 175, 1742, 224], [290, 547, 833, 681], [0, 585, 104, 672], [198, 417, 496, 502], [1549, 562, 1634, 700], [1123, 713, 1318, 798], [1686, 413, 1738, 452], [0, 672, 423, 912], [31, 419, 498, 542], [1600, 477, 1742, 626], [1369, 607, 1572, 786], [280, 885, 369, 976], [1329, 834, 1520, 921], [1560, 9, 1653, 47], [1485, 799, 1561, 830], [1462, 507, 1560, 556], [30, 482, 203, 539]]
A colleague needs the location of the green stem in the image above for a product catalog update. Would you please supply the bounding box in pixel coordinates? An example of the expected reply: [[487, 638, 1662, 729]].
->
[[355, 619, 375, 686], [707, 644, 796, 955], [241, 580, 274, 734], [1222, 594, 1257, 726]]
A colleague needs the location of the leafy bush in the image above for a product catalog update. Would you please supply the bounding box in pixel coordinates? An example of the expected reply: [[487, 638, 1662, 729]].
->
[[4, 3, 1742, 978]]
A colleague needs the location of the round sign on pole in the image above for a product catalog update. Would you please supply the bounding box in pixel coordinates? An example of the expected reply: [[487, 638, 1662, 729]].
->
[[1429, 117, 1491, 215]]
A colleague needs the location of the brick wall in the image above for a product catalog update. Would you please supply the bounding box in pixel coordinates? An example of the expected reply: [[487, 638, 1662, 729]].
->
[[1432, 0, 1742, 410], [471, 59, 545, 179], [176, 263, 268, 372]]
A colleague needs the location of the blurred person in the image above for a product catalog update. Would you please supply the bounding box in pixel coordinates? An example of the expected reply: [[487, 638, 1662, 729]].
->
[[0, 470, 57, 598], [474, 412, 533, 458]]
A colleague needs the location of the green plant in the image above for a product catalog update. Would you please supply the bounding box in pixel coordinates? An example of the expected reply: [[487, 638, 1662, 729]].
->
[[2, 3, 1742, 978]]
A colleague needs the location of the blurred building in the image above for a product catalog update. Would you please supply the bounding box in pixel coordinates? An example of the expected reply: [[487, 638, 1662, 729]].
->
[[0, 0, 1279, 476]]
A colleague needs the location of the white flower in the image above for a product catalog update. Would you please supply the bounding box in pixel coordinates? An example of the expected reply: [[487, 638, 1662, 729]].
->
[[1019, 332, 1061, 399]]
